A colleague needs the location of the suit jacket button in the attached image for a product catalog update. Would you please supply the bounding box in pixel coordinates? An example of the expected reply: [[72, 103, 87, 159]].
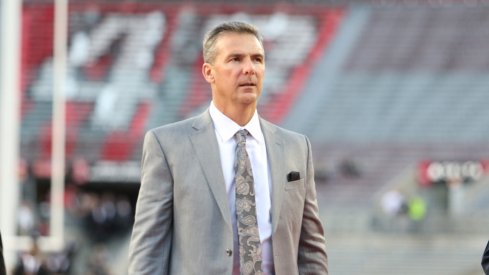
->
[[226, 249, 232, 256]]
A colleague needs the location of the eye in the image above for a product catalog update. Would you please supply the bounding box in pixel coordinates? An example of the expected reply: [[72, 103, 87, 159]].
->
[[253, 56, 264, 63], [229, 56, 241, 62]]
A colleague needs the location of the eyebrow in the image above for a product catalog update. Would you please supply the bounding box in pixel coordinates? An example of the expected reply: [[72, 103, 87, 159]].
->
[[226, 52, 265, 59]]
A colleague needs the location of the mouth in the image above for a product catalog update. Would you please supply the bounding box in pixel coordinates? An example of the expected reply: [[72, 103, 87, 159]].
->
[[238, 82, 256, 87]]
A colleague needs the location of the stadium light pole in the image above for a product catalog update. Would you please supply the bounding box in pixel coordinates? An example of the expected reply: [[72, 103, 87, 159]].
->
[[0, 0, 22, 270], [46, 0, 68, 251]]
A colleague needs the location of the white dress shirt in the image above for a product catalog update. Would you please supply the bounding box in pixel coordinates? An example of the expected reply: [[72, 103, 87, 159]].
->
[[209, 102, 274, 275]]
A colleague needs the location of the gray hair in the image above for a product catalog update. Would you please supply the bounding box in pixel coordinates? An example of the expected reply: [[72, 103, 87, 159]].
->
[[202, 21, 263, 64]]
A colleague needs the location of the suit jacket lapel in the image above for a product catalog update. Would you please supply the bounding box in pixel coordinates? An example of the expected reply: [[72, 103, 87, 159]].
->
[[189, 111, 232, 230], [260, 118, 286, 234]]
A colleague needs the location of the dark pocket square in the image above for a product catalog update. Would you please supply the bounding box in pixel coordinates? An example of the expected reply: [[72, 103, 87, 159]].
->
[[287, 171, 301, 182]]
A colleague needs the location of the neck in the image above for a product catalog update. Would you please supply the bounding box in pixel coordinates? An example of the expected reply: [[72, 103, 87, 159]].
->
[[214, 102, 256, 126]]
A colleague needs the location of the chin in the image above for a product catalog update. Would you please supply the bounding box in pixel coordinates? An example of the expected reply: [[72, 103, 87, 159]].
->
[[239, 94, 259, 105]]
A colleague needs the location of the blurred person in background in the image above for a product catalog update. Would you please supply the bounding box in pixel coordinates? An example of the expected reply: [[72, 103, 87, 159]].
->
[[17, 201, 36, 236], [483, 240, 489, 274], [13, 239, 49, 275], [128, 21, 327, 274], [85, 245, 112, 275], [1, 231, 6, 275]]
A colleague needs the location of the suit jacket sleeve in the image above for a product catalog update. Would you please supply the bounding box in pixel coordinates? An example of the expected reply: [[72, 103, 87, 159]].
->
[[298, 136, 328, 274], [128, 130, 173, 274], [483, 241, 489, 275]]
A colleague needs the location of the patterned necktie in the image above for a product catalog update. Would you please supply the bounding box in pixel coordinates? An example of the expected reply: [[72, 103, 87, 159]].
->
[[234, 129, 263, 275]]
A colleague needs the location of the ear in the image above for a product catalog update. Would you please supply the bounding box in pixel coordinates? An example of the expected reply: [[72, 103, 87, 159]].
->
[[202, 63, 214, 84]]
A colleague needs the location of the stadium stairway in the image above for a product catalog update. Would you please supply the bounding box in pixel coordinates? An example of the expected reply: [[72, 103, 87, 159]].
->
[[281, 5, 369, 135]]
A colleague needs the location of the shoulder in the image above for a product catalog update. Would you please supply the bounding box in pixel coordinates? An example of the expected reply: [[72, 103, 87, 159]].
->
[[260, 119, 311, 152], [260, 118, 311, 146]]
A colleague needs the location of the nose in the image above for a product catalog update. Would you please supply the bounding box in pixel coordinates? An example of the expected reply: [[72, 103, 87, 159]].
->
[[243, 58, 256, 75]]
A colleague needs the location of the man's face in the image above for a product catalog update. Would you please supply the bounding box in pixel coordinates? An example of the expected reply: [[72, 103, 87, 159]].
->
[[203, 32, 265, 110]]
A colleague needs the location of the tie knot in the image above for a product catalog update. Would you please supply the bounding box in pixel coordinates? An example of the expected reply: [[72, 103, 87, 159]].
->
[[235, 129, 248, 146]]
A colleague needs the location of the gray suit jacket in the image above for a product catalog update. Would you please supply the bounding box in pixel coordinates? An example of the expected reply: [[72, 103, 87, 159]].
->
[[128, 111, 328, 275]]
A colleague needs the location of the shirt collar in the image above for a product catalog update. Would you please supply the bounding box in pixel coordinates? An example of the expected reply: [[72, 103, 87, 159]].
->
[[209, 101, 264, 144]]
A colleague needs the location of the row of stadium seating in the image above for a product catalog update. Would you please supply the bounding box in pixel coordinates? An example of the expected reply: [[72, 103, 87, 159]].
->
[[14, 3, 489, 194], [284, 5, 489, 142], [19, 3, 338, 168]]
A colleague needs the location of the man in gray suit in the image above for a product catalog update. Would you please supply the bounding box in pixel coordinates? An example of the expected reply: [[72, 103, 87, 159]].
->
[[128, 21, 328, 275]]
